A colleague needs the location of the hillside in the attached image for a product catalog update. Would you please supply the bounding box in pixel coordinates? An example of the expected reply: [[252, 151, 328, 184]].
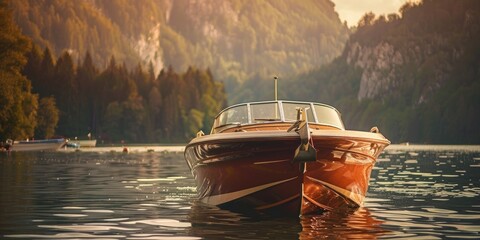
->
[[8, 0, 349, 93], [7, 0, 479, 144], [244, 0, 480, 144]]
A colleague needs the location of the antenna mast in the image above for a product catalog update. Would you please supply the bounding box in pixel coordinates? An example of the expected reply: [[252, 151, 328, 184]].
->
[[274, 76, 278, 101]]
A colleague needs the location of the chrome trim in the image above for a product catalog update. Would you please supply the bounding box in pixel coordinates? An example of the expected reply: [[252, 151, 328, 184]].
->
[[212, 100, 344, 132], [188, 129, 390, 146], [310, 102, 318, 123]]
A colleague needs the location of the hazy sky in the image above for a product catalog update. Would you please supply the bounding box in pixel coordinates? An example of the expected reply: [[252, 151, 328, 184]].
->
[[332, 0, 410, 27]]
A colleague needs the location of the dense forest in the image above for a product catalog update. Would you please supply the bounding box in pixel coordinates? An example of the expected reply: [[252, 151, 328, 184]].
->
[[1, 0, 226, 143], [8, 0, 349, 95], [236, 0, 480, 144], [2, 0, 479, 144], [25, 46, 226, 142]]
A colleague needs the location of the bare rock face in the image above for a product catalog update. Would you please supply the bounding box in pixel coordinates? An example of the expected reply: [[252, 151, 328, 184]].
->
[[347, 42, 404, 100], [345, 36, 457, 104], [133, 23, 164, 76]]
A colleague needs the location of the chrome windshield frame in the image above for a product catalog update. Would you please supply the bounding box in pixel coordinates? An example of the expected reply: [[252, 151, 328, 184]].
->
[[211, 100, 345, 133]]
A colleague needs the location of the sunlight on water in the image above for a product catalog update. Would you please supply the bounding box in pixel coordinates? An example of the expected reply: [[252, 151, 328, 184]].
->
[[4, 233, 126, 239], [38, 224, 139, 231], [0, 145, 479, 239], [52, 214, 88, 218], [404, 159, 418, 164], [366, 147, 480, 239], [123, 219, 191, 228]]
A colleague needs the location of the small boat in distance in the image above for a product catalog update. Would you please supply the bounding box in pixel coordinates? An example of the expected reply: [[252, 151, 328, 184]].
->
[[70, 139, 97, 147], [69, 133, 97, 147], [9, 138, 66, 152], [184, 100, 390, 216]]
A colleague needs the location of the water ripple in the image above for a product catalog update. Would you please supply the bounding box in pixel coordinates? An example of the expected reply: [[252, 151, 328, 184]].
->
[[122, 219, 191, 228], [1, 148, 479, 239], [5, 233, 124, 239]]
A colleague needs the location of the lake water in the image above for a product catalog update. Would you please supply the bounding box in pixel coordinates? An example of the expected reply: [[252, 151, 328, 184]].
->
[[1, 145, 479, 239]]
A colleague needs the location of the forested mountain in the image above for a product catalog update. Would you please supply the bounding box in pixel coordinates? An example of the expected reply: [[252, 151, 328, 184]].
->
[[237, 0, 480, 144], [3, 0, 349, 142], [8, 0, 349, 94], [4, 0, 479, 144]]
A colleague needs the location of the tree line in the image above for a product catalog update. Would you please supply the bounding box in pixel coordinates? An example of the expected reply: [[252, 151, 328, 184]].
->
[[1, 1, 227, 143], [23, 46, 226, 143]]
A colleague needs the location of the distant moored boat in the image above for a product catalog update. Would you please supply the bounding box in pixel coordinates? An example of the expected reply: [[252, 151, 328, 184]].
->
[[70, 139, 97, 147], [10, 138, 66, 152]]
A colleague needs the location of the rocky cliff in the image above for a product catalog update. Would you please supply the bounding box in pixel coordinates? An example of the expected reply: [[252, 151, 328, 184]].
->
[[342, 0, 480, 106], [271, 0, 480, 143], [347, 41, 403, 100]]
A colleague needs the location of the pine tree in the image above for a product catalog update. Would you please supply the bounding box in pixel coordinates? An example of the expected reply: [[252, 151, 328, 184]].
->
[[54, 51, 79, 137], [35, 97, 59, 138], [39, 47, 55, 96], [77, 51, 98, 136], [23, 44, 43, 94]]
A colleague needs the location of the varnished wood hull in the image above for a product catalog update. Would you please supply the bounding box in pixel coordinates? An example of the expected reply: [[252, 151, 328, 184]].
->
[[184, 130, 389, 216]]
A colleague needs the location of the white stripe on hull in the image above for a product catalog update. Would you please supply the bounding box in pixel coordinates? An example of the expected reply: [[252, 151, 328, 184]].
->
[[253, 159, 290, 165], [306, 176, 365, 206], [201, 176, 298, 205]]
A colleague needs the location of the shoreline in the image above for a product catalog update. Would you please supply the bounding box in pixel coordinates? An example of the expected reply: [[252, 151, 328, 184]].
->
[[56, 144, 480, 153], [60, 145, 185, 153]]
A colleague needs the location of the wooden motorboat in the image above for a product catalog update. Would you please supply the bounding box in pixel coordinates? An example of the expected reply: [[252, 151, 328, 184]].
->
[[184, 100, 390, 216], [9, 138, 66, 152]]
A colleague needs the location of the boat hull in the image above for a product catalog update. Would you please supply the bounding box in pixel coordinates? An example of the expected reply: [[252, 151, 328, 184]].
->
[[184, 130, 388, 216], [11, 139, 66, 152], [70, 139, 97, 147]]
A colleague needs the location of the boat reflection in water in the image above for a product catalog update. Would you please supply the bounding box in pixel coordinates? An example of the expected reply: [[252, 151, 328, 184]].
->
[[299, 207, 388, 239], [184, 100, 390, 216], [188, 201, 388, 239]]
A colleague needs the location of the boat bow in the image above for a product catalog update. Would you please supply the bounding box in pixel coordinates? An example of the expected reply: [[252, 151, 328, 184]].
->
[[184, 100, 389, 216]]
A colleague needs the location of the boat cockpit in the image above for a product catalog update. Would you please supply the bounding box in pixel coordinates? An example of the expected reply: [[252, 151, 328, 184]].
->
[[211, 101, 345, 133]]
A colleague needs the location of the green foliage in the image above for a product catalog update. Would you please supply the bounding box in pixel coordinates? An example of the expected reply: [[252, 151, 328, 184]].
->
[[9, 0, 141, 67], [54, 52, 80, 137], [22, 46, 226, 142], [0, 1, 38, 140], [184, 109, 205, 138], [35, 97, 59, 138], [103, 101, 123, 141]]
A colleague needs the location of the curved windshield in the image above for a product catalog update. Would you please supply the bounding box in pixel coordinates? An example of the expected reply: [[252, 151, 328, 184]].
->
[[215, 105, 248, 127], [251, 103, 280, 123], [282, 102, 314, 122], [314, 104, 344, 129], [212, 101, 344, 132]]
